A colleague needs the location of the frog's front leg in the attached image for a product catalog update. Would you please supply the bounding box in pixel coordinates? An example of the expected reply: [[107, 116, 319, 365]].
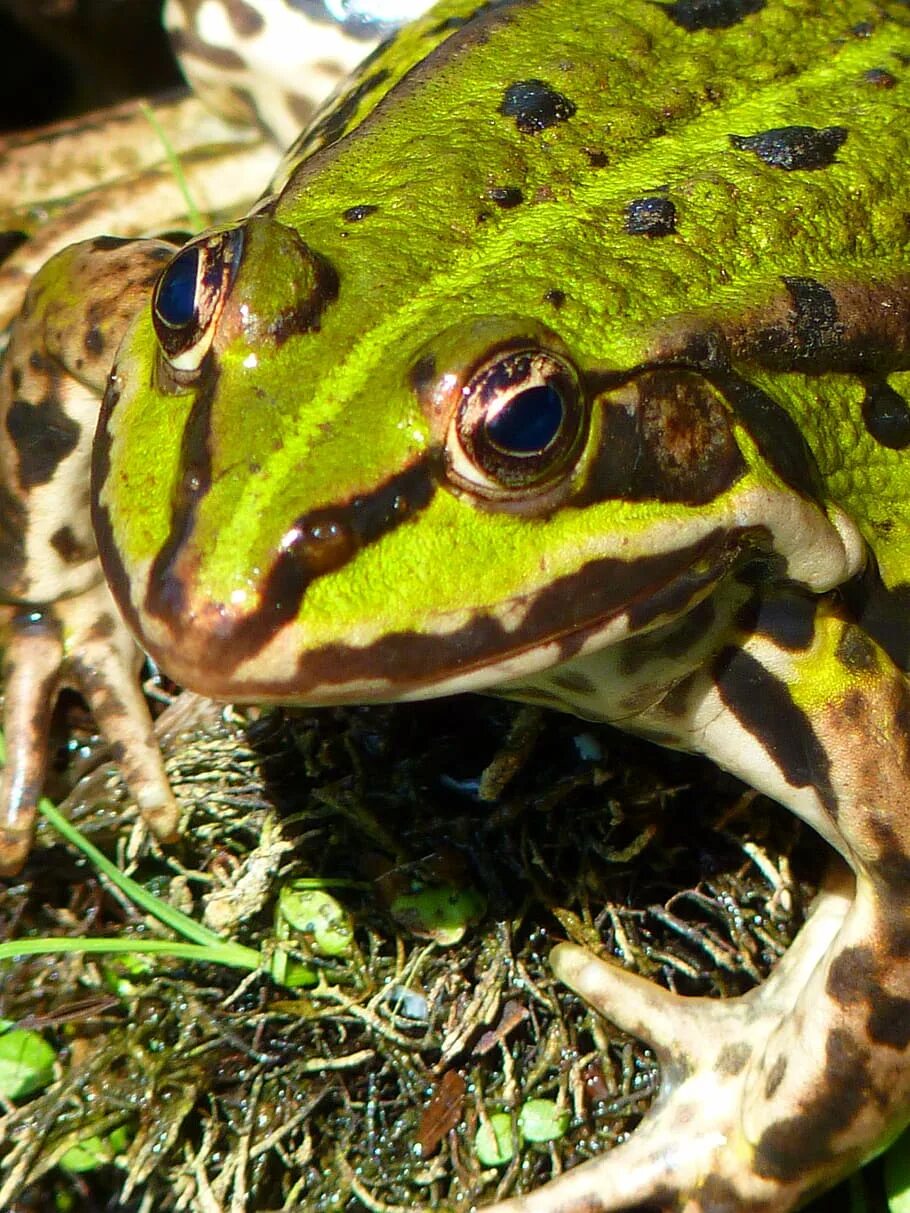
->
[[0, 237, 180, 873], [491, 592, 910, 1212]]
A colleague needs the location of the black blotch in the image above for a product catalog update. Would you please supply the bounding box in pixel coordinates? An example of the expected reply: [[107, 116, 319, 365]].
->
[[736, 589, 816, 651], [410, 354, 437, 397], [91, 235, 132, 252], [864, 67, 898, 88], [706, 371, 820, 499], [584, 149, 608, 167], [715, 1041, 751, 1075], [661, 0, 764, 31], [7, 397, 80, 489], [544, 288, 566, 308], [84, 326, 104, 357], [499, 79, 577, 134], [862, 379, 910, 450], [0, 230, 27, 264], [342, 204, 379, 222], [729, 125, 848, 170], [764, 1054, 787, 1099], [50, 525, 89, 565], [781, 276, 842, 354], [843, 570, 910, 673], [429, 0, 501, 36], [625, 196, 677, 237], [834, 624, 878, 674], [486, 186, 523, 208], [754, 1029, 870, 1180], [713, 645, 838, 815], [868, 995, 910, 1049]]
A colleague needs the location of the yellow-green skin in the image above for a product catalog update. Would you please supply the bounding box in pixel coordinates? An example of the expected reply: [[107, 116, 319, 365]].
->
[[4, 2, 910, 1210], [96, 0, 908, 705]]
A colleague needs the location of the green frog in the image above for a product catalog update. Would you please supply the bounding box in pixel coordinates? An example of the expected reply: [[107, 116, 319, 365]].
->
[[2, 0, 910, 1208]]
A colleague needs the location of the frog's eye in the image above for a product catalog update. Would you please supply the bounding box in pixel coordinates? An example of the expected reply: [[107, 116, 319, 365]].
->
[[152, 228, 242, 374], [447, 348, 586, 501]]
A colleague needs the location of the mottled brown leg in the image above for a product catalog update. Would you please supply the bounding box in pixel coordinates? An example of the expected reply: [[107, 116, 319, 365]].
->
[[485, 596, 910, 1212], [0, 613, 63, 872]]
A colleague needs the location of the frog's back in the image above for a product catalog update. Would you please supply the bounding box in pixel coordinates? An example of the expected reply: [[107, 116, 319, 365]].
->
[[272, 0, 910, 579]]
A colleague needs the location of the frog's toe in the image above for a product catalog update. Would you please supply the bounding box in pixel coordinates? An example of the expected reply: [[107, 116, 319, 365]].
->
[[481, 878, 868, 1213], [0, 614, 65, 873], [60, 586, 180, 845]]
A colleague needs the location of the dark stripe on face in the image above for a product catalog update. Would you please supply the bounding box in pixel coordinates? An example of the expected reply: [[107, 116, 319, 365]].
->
[[144, 356, 220, 626], [713, 645, 838, 816], [268, 529, 748, 698], [145, 449, 436, 668], [658, 278, 910, 376]]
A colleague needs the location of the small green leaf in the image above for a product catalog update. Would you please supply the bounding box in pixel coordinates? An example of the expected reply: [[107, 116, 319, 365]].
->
[[391, 884, 486, 944], [0, 1027, 56, 1099], [518, 1098, 569, 1143], [278, 884, 353, 957], [60, 1124, 130, 1173], [475, 1113, 514, 1167]]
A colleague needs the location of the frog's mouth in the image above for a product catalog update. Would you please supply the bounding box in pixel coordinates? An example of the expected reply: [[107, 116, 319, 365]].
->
[[94, 485, 751, 706]]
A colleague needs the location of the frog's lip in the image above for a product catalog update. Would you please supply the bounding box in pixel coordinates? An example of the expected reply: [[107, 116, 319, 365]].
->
[[100, 523, 752, 705]]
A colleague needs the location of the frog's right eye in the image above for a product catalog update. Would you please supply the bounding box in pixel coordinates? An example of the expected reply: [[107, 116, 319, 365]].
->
[[152, 227, 243, 374]]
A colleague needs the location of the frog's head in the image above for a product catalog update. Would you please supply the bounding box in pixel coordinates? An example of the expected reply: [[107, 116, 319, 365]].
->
[[93, 214, 856, 705]]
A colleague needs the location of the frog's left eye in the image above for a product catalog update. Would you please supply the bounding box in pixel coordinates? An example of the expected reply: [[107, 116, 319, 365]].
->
[[152, 228, 242, 374], [447, 348, 586, 502]]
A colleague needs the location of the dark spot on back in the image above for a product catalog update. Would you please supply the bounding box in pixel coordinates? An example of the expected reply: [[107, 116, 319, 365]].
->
[[660, 0, 765, 31], [544, 288, 566, 308], [499, 79, 576, 134], [862, 379, 910, 449], [834, 624, 878, 674], [486, 186, 523, 208], [781, 277, 842, 355], [864, 67, 898, 88], [343, 204, 379, 222], [729, 125, 848, 171], [584, 148, 608, 167], [625, 196, 677, 237]]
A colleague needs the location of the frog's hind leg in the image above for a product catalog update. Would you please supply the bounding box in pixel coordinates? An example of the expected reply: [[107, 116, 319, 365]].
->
[[487, 591, 910, 1212]]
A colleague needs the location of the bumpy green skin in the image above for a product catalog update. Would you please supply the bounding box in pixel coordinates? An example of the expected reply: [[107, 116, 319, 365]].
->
[[98, 0, 910, 702], [5, 2, 910, 1211]]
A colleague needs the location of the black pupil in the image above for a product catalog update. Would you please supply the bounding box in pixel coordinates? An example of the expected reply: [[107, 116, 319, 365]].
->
[[155, 246, 200, 329], [486, 383, 564, 454]]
